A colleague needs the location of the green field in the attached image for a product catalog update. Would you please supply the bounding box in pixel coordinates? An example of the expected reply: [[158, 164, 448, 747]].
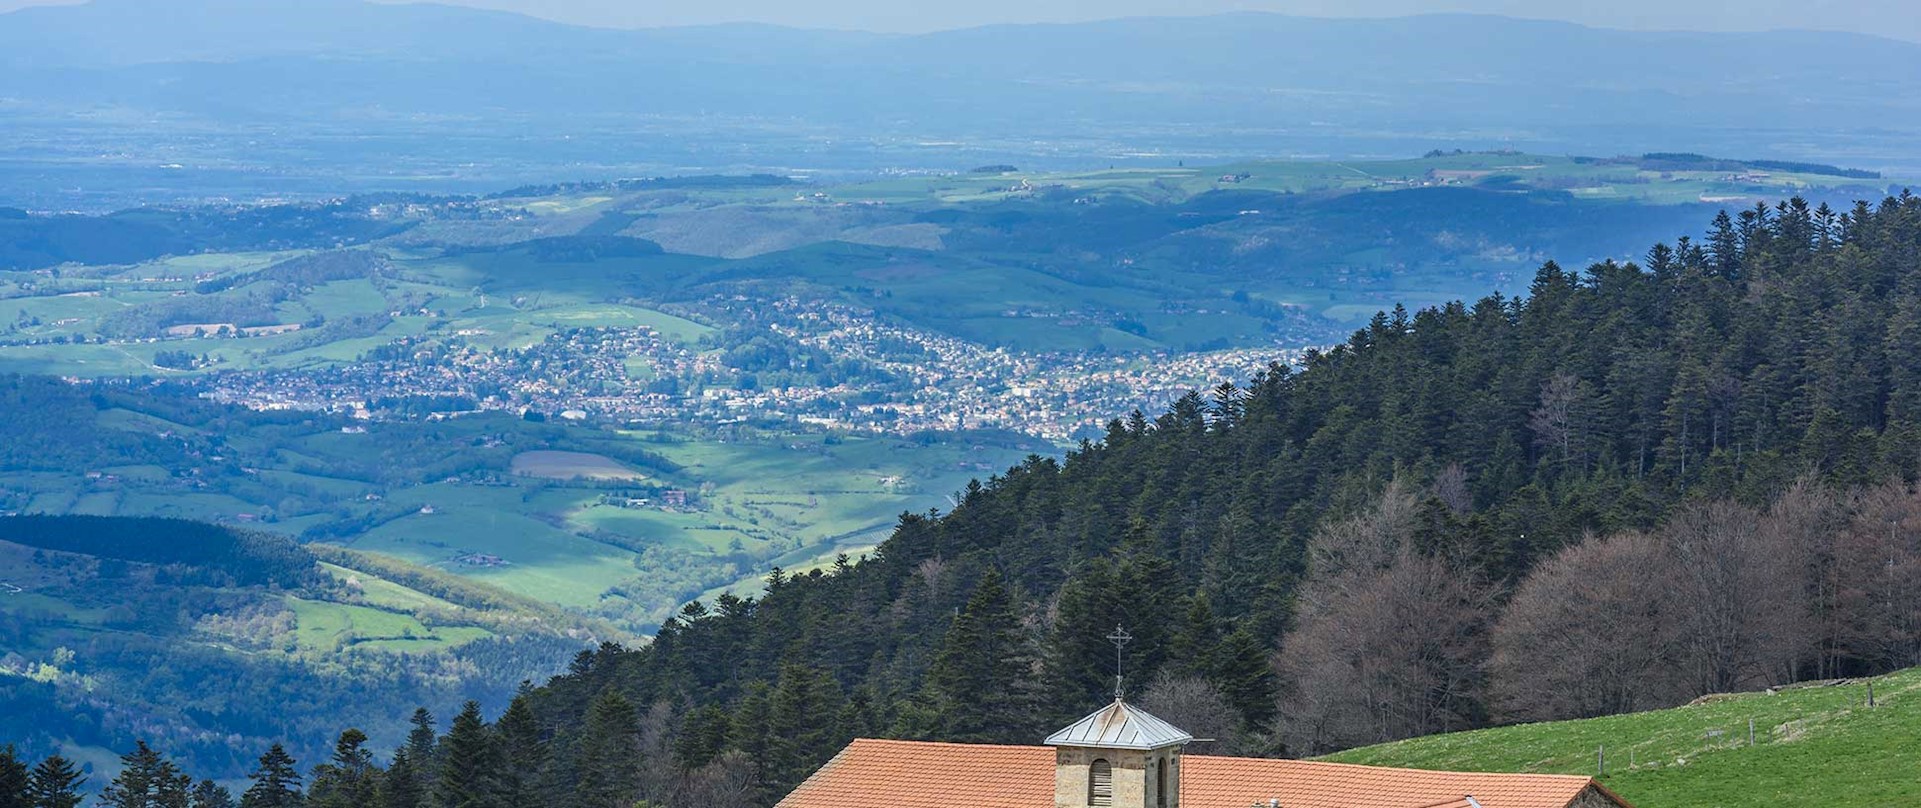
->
[[1324, 668, 1921, 807], [285, 595, 492, 655], [636, 430, 1040, 598], [511, 450, 649, 481]]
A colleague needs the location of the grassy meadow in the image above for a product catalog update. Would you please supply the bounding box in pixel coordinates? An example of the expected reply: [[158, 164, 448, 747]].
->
[[1325, 668, 1921, 808]]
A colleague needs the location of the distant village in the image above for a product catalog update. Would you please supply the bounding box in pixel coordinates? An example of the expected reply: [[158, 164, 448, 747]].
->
[[194, 295, 1301, 442]]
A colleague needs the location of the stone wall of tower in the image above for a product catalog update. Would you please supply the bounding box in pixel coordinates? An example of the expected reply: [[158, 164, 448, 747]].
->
[[1053, 747, 1180, 808]]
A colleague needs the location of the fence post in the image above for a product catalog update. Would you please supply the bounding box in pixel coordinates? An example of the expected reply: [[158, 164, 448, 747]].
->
[[1748, 717, 1755, 746], [1597, 745, 1605, 777]]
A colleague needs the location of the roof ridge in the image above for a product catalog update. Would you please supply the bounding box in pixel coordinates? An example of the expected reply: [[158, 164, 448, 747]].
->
[[849, 737, 1052, 752], [1189, 755, 1597, 783]]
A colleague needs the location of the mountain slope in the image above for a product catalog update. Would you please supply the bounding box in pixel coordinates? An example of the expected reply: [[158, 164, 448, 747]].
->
[[499, 194, 1921, 806]]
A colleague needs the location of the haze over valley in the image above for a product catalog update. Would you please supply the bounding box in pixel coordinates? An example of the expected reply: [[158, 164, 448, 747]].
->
[[2, 3, 1920, 808]]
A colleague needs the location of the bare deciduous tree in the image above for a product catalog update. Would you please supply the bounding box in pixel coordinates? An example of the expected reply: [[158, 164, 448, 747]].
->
[[1831, 482, 1921, 671], [1306, 478, 1420, 579], [1138, 673, 1250, 757], [673, 751, 758, 808], [1758, 476, 1845, 679], [1529, 372, 1592, 467], [1278, 550, 1495, 755], [1665, 500, 1808, 694], [637, 701, 680, 806], [1432, 463, 1472, 515], [1490, 530, 1683, 721]]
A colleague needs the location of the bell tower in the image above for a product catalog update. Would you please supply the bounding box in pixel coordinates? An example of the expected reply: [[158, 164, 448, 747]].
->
[[1045, 626, 1192, 808], [1045, 698, 1192, 808]]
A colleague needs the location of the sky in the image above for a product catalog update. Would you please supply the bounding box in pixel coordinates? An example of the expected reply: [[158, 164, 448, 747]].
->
[[1, 0, 1915, 41]]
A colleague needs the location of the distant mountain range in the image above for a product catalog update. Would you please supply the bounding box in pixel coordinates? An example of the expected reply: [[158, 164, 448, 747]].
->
[[3, 1, 1919, 207]]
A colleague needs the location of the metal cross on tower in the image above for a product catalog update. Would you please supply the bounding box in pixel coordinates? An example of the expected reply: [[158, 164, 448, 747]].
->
[[1107, 624, 1134, 700]]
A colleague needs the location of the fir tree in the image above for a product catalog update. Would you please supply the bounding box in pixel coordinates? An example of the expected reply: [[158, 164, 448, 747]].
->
[[375, 750, 422, 808], [238, 745, 302, 808], [672, 705, 731, 771], [0, 746, 27, 808], [495, 687, 548, 808], [101, 741, 187, 808], [920, 569, 1041, 742], [572, 691, 640, 808], [189, 781, 234, 808], [24, 757, 83, 808], [308, 730, 379, 808], [436, 701, 505, 808], [401, 707, 438, 803], [761, 663, 847, 796], [1211, 626, 1279, 729], [1166, 592, 1223, 678], [405, 708, 438, 772]]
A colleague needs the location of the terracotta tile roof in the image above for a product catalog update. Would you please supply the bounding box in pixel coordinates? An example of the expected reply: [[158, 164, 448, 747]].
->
[[776, 739, 1054, 808], [1184, 755, 1607, 808], [1415, 799, 1482, 808], [775, 739, 1627, 808]]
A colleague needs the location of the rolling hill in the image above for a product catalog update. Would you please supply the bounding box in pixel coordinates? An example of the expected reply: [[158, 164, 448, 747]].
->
[[0, 514, 593, 781]]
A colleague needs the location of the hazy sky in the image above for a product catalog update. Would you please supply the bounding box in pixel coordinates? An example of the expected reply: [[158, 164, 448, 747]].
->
[[2, 0, 1916, 41]]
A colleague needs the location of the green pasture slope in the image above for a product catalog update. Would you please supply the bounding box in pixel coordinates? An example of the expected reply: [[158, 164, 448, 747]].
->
[[1323, 668, 1921, 807]]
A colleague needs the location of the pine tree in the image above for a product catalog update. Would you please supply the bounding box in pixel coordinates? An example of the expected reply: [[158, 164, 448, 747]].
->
[[309, 729, 379, 808], [921, 569, 1041, 742], [762, 664, 846, 797], [1166, 592, 1223, 678], [572, 691, 640, 808], [402, 707, 438, 803], [24, 757, 83, 808], [190, 781, 234, 808], [102, 741, 187, 808], [405, 708, 438, 772], [437, 701, 504, 808], [238, 745, 302, 808], [0, 746, 27, 808], [376, 750, 421, 808], [673, 705, 731, 771], [495, 688, 548, 808], [1211, 626, 1279, 729], [160, 772, 192, 808]]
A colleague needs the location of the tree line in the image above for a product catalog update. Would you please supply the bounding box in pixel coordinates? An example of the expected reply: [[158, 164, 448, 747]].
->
[[0, 693, 754, 808]]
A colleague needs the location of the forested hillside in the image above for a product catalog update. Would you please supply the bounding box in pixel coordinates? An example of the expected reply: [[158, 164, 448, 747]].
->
[[454, 193, 1921, 806], [0, 516, 590, 782], [22, 194, 1920, 808]]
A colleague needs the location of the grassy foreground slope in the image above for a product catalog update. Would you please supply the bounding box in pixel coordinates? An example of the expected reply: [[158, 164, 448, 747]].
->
[[1323, 668, 1921, 807]]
